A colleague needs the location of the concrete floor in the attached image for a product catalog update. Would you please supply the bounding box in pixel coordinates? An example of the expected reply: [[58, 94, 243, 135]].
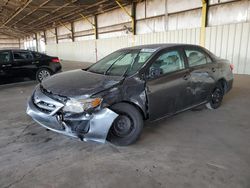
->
[[0, 61, 250, 188]]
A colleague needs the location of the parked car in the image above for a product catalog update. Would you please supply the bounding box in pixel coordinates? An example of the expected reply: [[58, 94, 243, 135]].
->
[[27, 44, 233, 146], [0, 49, 61, 82]]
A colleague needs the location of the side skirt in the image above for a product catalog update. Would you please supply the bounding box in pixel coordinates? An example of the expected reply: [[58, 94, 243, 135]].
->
[[148, 101, 208, 123]]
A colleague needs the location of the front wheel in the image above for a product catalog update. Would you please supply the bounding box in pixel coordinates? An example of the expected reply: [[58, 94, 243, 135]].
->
[[107, 103, 144, 146], [36, 68, 52, 82], [206, 83, 224, 109]]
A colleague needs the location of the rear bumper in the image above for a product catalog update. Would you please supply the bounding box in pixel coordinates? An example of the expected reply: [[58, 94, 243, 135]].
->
[[26, 88, 118, 143], [226, 78, 233, 93], [49, 62, 62, 73]]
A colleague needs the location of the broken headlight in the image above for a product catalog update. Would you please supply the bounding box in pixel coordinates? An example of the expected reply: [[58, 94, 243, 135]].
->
[[63, 98, 102, 113]]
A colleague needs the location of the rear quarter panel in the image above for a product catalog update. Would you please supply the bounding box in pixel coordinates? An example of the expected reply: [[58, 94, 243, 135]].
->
[[36, 55, 62, 73], [215, 58, 234, 92]]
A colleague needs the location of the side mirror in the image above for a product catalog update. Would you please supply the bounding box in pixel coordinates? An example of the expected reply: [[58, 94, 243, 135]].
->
[[148, 67, 162, 79]]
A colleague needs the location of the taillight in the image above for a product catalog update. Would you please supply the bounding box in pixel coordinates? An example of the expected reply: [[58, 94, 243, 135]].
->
[[52, 58, 60, 63], [230, 64, 234, 71]]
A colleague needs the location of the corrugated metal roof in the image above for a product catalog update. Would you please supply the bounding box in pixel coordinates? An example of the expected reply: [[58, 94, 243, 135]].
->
[[0, 0, 137, 38]]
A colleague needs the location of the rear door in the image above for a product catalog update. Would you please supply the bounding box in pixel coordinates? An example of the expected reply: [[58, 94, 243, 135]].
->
[[183, 46, 217, 105], [12, 50, 35, 74], [145, 48, 193, 120], [32, 52, 46, 66]]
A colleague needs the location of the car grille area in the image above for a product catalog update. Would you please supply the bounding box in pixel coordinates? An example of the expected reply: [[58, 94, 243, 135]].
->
[[32, 85, 64, 115], [31, 85, 90, 134], [34, 100, 56, 114], [40, 85, 68, 103]]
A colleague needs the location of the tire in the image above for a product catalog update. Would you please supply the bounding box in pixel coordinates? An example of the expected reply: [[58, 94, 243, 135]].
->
[[206, 83, 224, 110], [36, 68, 52, 82], [107, 103, 144, 146]]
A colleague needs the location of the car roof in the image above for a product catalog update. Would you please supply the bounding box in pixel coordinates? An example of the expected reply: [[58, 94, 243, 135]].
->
[[0, 49, 19, 51], [0, 49, 35, 52], [119, 43, 201, 51]]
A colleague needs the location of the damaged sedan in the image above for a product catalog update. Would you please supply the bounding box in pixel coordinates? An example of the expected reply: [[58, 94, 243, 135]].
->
[[27, 44, 233, 146]]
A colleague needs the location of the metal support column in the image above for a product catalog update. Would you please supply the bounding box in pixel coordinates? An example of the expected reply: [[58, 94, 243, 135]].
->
[[35, 33, 38, 52], [71, 22, 75, 42], [55, 27, 58, 44], [18, 38, 21, 49], [43, 30, 47, 45], [94, 15, 98, 39], [131, 2, 136, 35], [200, 0, 208, 47]]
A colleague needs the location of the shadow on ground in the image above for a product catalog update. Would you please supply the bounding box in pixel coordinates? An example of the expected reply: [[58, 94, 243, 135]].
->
[[0, 63, 249, 188]]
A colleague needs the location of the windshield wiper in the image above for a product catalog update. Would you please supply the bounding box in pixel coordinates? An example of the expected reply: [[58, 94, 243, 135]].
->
[[104, 53, 127, 75]]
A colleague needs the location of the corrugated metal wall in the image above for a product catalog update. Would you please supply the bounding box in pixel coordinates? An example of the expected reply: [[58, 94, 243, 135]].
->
[[46, 27, 200, 62], [46, 23, 250, 74], [95, 28, 200, 59], [205, 23, 250, 75]]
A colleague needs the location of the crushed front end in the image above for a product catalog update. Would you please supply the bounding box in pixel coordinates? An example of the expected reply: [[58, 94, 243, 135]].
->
[[26, 85, 118, 143]]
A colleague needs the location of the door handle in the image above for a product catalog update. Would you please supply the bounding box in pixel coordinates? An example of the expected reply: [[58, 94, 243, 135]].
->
[[183, 73, 190, 80], [211, 67, 216, 72], [2, 64, 11, 67]]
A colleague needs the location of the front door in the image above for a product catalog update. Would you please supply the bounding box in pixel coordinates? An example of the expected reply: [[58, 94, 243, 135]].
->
[[145, 48, 192, 120], [0, 51, 12, 75]]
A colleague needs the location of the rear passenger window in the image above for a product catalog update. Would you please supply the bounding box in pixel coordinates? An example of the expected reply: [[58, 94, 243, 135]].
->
[[185, 49, 212, 67], [13, 51, 33, 60], [33, 52, 42, 59], [0, 51, 10, 63]]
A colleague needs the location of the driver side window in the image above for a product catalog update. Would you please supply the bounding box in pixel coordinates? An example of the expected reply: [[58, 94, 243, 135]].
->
[[149, 50, 185, 78], [0, 51, 10, 63], [13, 51, 33, 61]]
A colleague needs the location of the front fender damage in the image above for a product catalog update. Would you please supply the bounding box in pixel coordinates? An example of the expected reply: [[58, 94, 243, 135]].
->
[[84, 108, 118, 143]]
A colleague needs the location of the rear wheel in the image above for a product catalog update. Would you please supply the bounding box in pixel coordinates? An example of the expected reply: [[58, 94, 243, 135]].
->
[[206, 83, 224, 109], [36, 68, 52, 82], [108, 103, 144, 146]]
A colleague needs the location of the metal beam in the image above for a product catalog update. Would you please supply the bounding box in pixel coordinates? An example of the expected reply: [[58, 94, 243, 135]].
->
[[115, 0, 135, 35], [1, 0, 33, 27], [79, 13, 97, 39], [46, 29, 56, 36], [200, 0, 208, 47], [20, 0, 115, 35], [19, 0, 109, 31], [10, 0, 51, 27], [0, 31, 19, 38], [26, 0, 79, 27], [0, 26, 27, 37], [79, 13, 95, 27], [59, 21, 72, 32]]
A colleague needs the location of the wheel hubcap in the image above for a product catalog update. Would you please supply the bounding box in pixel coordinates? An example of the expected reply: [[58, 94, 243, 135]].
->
[[38, 70, 50, 81], [211, 88, 223, 104], [112, 115, 133, 137]]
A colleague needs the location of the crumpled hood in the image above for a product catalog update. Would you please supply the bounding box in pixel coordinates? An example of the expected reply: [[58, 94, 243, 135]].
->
[[41, 69, 123, 98]]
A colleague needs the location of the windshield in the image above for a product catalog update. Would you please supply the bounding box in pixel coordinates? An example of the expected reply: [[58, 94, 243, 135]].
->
[[88, 49, 153, 76]]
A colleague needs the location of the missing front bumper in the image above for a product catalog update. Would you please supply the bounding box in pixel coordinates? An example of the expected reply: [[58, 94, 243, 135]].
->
[[26, 97, 118, 143]]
